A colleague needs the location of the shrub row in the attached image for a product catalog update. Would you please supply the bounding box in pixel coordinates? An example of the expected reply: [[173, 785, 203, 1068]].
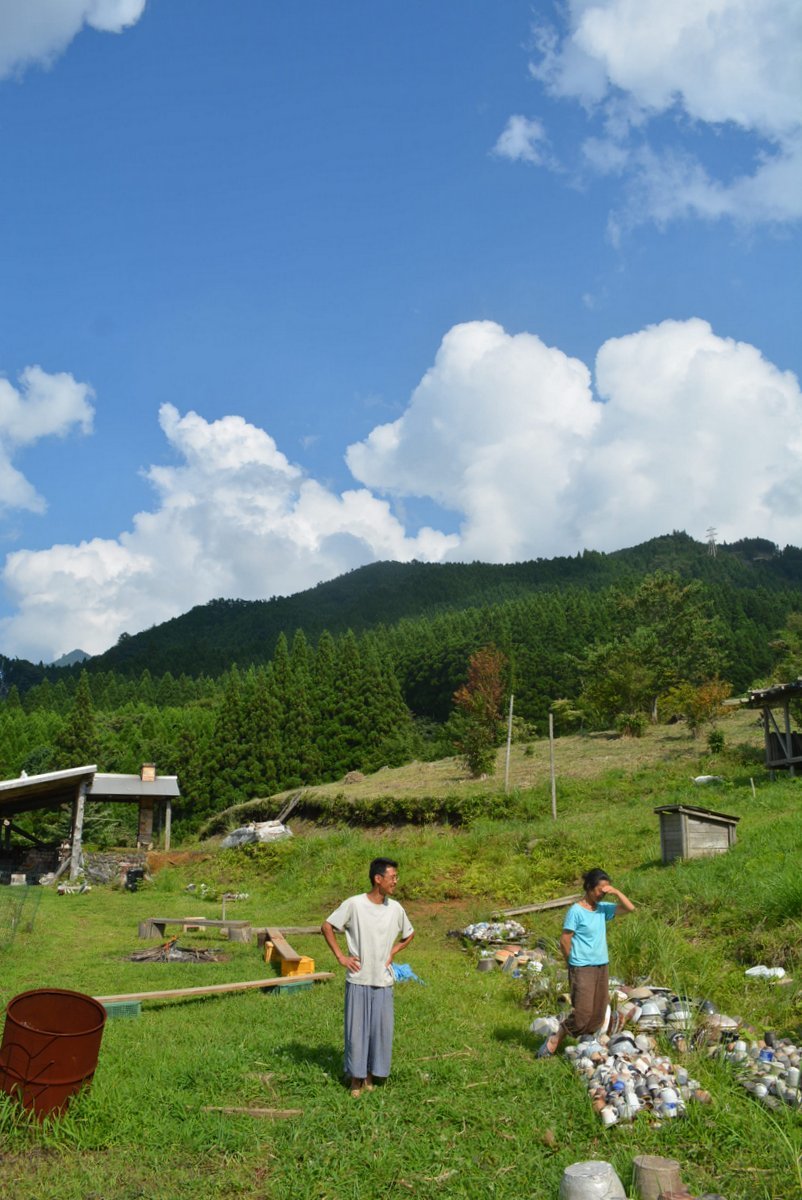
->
[[201, 789, 519, 836]]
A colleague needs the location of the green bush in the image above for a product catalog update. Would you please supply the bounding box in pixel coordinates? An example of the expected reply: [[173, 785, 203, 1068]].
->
[[615, 711, 648, 737], [707, 728, 725, 754]]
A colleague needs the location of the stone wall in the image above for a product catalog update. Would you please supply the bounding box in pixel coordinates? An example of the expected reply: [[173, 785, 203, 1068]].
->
[[0, 846, 148, 886], [85, 849, 148, 885]]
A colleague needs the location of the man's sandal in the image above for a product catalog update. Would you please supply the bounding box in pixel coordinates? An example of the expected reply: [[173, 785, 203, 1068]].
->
[[536, 1038, 556, 1058]]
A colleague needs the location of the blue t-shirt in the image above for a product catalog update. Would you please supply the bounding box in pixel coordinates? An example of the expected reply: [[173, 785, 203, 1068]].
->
[[563, 901, 617, 966]]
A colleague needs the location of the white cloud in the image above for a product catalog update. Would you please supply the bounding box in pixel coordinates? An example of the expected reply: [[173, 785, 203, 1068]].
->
[[503, 0, 802, 228], [493, 115, 552, 166], [0, 402, 456, 661], [3, 319, 801, 662], [0, 366, 94, 513], [580, 317, 802, 546], [347, 321, 598, 561], [0, 0, 146, 80], [348, 316, 802, 560]]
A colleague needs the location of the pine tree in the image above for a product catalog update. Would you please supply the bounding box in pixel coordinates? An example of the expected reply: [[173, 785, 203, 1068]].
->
[[207, 667, 250, 808], [55, 670, 98, 767], [241, 666, 282, 798]]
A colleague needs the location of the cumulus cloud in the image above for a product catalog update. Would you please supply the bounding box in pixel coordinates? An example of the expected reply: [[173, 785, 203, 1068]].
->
[[0, 0, 146, 80], [0, 366, 94, 512], [0, 403, 457, 661], [346, 321, 598, 561], [580, 318, 802, 546], [348, 316, 802, 558], [3, 319, 801, 661], [500, 0, 802, 229]]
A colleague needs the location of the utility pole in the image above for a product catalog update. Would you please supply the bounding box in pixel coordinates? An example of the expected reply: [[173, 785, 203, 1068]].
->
[[549, 711, 557, 819], [504, 693, 514, 793]]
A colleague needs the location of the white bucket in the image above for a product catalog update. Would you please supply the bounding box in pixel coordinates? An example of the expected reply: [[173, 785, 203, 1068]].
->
[[558, 1160, 626, 1200]]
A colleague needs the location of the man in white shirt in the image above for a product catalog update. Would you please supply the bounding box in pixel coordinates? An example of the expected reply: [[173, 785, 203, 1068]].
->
[[322, 858, 415, 1097]]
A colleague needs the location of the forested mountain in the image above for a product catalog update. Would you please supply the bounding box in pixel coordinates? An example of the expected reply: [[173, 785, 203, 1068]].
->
[[4, 530, 800, 686], [0, 530, 801, 835]]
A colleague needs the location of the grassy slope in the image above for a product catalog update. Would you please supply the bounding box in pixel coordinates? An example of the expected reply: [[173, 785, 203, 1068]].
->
[[1, 713, 801, 1199]]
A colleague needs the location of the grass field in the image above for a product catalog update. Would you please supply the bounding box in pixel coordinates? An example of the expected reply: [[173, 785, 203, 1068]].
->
[[1, 715, 801, 1199]]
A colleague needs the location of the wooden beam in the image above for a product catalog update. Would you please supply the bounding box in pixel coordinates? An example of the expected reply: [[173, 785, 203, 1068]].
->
[[257, 925, 322, 936], [276, 789, 304, 824], [6, 821, 50, 848], [495, 893, 581, 916], [265, 928, 302, 962], [94, 972, 334, 1004], [69, 782, 87, 881], [202, 1106, 303, 1119]]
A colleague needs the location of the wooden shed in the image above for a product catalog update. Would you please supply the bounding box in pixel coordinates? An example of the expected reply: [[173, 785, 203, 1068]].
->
[[742, 678, 802, 776], [654, 804, 740, 866]]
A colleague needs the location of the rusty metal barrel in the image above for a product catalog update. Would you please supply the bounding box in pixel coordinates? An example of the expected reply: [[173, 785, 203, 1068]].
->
[[0, 987, 106, 1118]]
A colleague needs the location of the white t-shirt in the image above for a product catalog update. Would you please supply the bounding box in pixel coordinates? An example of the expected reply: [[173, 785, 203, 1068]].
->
[[326, 893, 414, 987]]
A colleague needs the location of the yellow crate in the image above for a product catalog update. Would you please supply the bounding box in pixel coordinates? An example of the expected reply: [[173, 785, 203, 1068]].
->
[[280, 955, 315, 977]]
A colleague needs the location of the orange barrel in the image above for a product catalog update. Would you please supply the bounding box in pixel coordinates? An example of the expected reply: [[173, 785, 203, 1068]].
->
[[0, 988, 106, 1118]]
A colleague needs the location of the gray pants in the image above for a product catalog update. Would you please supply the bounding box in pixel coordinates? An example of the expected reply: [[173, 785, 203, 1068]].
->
[[344, 982, 394, 1079]]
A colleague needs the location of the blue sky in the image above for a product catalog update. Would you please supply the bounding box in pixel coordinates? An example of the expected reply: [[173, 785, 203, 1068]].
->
[[0, 0, 800, 662]]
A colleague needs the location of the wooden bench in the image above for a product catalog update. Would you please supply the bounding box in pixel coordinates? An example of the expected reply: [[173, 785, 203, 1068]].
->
[[265, 927, 302, 965], [138, 917, 252, 943]]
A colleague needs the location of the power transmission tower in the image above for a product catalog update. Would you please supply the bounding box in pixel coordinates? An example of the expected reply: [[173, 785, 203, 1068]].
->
[[706, 526, 717, 557]]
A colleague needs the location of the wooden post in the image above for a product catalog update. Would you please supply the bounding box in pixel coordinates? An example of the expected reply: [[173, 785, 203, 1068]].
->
[[164, 797, 172, 851], [784, 699, 795, 778], [548, 711, 557, 819], [504, 693, 514, 793], [69, 782, 87, 881]]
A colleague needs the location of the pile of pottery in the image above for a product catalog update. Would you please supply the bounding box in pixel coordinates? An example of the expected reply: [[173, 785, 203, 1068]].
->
[[615, 984, 739, 1047], [562, 1028, 710, 1126], [478, 945, 550, 975], [713, 1032, 801, 1110], [461, 919, 527, 943]]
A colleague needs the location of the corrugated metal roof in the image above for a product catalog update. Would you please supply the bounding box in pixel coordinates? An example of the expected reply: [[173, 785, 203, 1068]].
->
[[90, 773, 180, 799], [0, 766, 180, 818], [0, 765, 97, 794], [0, 765, 97, 816]]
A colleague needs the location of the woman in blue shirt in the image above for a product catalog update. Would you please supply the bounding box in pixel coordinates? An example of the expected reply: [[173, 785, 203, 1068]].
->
[[537, 867, 635, 1057]]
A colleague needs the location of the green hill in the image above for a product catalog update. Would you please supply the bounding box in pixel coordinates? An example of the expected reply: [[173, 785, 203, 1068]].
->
[[22, 531, 802, 682]]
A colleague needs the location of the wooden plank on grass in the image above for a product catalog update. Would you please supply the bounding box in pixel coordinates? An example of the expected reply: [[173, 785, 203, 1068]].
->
[[265, 928, 302, 961], [494, 893, 581, 916], [255, 925, 322, 946], [94, 972, 333, 1004], [202, 1106, 303, 1119]]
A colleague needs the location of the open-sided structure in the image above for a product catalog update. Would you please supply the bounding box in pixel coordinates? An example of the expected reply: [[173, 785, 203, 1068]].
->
[[0, 764, 179, 881], [743, 678, 802, 776]]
